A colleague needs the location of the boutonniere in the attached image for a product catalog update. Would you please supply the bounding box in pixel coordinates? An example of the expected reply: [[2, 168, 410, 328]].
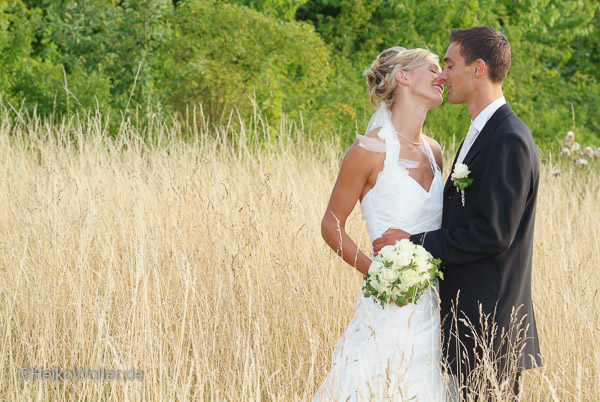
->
[[451, 163, 473, 206]]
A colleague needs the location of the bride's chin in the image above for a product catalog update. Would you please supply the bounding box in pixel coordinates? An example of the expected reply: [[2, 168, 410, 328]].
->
[[428, 98, 443, 109]]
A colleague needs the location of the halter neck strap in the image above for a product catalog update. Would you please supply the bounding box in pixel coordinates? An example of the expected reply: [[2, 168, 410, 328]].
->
[[422, 139, 440, 173], [378, 119, 400, 167]]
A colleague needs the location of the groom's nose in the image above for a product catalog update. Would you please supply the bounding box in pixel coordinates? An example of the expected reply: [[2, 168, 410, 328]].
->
[[438, 69, 449, 82]]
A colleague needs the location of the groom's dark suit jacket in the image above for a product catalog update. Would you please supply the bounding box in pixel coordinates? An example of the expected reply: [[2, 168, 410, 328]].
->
[[410, 104, 542, 377]]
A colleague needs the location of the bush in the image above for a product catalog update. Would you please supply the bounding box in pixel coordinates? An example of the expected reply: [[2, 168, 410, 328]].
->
[[157, 0, 330, 124]]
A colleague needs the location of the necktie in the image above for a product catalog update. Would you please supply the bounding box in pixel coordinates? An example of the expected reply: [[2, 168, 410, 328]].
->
[[457, 123, 478, 164]]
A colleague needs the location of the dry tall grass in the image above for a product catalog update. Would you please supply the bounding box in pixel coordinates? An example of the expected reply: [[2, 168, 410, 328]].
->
[[0, 108, 598, 400]]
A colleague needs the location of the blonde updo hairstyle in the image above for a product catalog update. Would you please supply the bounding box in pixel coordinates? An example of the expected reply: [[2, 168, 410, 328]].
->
[[364, 46, 439, 107]]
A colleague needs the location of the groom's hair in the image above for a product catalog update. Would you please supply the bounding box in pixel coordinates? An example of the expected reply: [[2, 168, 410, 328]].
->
[[450, 26, 511, 84]]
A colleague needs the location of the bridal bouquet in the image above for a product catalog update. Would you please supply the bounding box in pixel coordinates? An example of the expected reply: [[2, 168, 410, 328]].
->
[[363, 239, 443, 307]]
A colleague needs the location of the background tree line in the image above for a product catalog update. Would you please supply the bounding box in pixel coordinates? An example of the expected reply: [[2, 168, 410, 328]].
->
[[0, 0, 598, 148]]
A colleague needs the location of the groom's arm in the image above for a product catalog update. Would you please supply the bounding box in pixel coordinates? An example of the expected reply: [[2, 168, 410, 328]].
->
[[411, 129, 536, 266]]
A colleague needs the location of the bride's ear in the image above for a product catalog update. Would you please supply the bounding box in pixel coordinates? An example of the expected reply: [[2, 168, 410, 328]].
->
[[395, 70, 410, 86]]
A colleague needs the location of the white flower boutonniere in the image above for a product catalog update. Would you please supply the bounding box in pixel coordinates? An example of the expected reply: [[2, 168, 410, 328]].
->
[[451, 163, 473, 206]]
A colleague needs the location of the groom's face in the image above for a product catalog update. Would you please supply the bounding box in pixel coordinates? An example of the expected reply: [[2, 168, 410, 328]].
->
[[440, 42, 474, 104]]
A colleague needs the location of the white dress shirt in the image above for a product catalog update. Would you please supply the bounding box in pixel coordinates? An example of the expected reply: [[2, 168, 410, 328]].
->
[[456, 96, 506, 164]]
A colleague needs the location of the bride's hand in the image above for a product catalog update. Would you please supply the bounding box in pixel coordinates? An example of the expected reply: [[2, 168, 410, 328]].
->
[[372, 228, 411, 255]]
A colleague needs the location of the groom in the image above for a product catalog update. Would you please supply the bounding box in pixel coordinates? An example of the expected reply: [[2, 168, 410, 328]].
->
[[373, 26, 542, 396]]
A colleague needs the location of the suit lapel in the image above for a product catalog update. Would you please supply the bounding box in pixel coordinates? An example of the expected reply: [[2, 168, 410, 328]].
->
[[443, 104, 514, 198], [462, 104, 513, 166]]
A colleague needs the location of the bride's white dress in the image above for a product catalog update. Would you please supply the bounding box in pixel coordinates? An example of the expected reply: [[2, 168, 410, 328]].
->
[[314, 117, 446, 401]]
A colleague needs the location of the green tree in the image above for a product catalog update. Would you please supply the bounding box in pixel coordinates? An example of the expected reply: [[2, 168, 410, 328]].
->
[[0, 1, 67, 112], [228, 0, 308, 21], [29, 0, 172, 113], [158, 0, 330, 124], [1, 0, 598, 147], [297, 0, 600, 147]]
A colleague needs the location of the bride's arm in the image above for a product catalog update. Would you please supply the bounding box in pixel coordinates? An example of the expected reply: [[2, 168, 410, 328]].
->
[[321, 143, 376, 277]]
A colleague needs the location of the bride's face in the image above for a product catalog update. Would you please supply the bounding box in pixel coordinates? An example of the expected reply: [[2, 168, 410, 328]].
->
[[406, 62, 444, 108]]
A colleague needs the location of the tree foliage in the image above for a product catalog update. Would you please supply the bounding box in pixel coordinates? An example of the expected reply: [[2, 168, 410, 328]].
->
[[0, 0, 598, 147], [296, 0, 600, 146], [158, 0, 329, 122]]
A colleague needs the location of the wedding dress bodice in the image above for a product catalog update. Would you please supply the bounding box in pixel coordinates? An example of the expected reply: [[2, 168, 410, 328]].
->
[[359, 118, 443, 242]]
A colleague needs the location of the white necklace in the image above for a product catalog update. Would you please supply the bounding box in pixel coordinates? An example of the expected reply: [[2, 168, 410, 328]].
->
[[395, 130, 423, 146]]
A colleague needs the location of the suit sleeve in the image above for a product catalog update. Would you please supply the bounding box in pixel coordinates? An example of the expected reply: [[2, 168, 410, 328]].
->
[[410, 130, 534, 266]]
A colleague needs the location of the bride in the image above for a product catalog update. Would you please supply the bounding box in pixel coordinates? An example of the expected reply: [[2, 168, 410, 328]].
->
[[315, 46, 447, 401]]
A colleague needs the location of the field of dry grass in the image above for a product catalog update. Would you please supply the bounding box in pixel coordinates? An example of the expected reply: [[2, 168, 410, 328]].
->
[[0, 108, 598, 400]]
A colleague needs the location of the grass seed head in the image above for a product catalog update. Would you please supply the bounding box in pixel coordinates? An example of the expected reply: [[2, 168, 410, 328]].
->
[[565, 131, 575, 147], [584, 146, 594, 158], [560, 148, 572, 157]]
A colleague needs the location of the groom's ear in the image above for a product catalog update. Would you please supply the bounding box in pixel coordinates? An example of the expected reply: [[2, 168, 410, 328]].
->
[[395, 70, 410, 86], [472, 59, 487, 79]]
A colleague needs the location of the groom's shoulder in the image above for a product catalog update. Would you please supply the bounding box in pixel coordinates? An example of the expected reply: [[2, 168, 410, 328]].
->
[[495, 106, 533, 142], [505, 109, 529, 130], [493, 109, 539, 163]]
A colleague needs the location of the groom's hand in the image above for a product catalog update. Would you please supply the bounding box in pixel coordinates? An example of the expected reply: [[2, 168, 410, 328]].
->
[[372, 228, 411, 255]]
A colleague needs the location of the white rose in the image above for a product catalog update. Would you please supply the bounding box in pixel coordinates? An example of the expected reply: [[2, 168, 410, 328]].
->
[[396, 239, 415, 255], [413, 246, 431, 272], [394, 250, 413, 267], [395, 283, 409, 293], [414, 256, 430, 273], [376, 272, 389, 287], [400, 269, 421, 287], [414, 245, 430, 261], [373, 277, 390, 294], [420, 272, 432, 282], [378, 245, 396, 263], [368, 261, 384, 277], [451, 163, 470, 180], [380, 267, 399, 284]]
